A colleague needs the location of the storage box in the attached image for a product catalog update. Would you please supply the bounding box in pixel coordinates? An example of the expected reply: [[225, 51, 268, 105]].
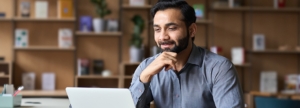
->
[[0, 94, 22, 107]]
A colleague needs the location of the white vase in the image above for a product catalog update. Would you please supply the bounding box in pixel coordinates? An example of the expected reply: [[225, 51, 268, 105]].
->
[[93, 18, 105, 32], [130, 45, 143, 63]]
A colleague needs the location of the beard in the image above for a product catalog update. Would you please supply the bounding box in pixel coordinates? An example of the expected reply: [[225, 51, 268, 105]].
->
[[157, 31, 189, 53]]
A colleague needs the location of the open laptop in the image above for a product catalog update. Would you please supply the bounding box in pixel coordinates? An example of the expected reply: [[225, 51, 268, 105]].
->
[[66, 87, 135, 108]]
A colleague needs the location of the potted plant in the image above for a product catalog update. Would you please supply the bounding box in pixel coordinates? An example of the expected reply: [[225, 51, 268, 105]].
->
[[90, 0, 111, 32], [129, 15, 144, 62]]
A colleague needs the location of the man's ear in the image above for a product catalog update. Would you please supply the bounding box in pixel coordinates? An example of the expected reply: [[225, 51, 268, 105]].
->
[[189, 23, 197, 38]]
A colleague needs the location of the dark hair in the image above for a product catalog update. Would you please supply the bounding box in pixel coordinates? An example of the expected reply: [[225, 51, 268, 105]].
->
[[151, 0, 196, 41]]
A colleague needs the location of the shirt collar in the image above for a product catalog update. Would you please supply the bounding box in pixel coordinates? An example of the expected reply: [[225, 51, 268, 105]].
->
[[186, 44, 203, 66]]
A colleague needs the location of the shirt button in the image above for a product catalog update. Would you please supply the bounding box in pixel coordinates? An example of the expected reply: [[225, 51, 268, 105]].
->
[[176, 94, 179, 97], [139, 89, 142, 92]]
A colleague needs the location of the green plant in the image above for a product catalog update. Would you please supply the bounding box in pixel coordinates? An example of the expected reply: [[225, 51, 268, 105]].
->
[[129, 15, 144, 48], [90, 0, 111, 18]]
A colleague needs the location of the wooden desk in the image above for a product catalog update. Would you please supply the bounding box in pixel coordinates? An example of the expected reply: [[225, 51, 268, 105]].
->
[[20, 90, 67, 97]]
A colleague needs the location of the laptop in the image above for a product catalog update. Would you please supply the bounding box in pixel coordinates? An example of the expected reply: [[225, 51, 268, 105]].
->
[[66, 87, 135, 108]]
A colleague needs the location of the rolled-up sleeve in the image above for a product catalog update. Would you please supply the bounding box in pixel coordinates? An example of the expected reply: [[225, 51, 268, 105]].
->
[[129, 59, 153, 108], [212, 60, 244, 108]]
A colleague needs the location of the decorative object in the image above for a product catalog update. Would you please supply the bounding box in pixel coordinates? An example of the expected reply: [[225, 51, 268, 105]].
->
[[0, 13, 5, 17], [57, 0, 74, 18], [193, 4, 204, 20], [58, 28, 73, 48], [35, 1, 48, 18], [231, 47, 245, 65], [130, 0, 145, 6], [107, 19, 118, 32], [295, 46, 300, 51], [210, 46, 223, 56], [278, 45, 290, 51], [253, 34, 265, 50], [15, 29, 28, 47], [93, 60, 104, 75], [80, 16, 93, 32], [90, 0, 111, 32], [274, 0, 285, 8], [151, 46, 159, 56], [129, 15, 144, 62], [77, 58, 90, 76], [102, 70, 111, 77], [22, 73, 35, 90], [229, 0, 234, 8], [0, 57, 4, 61], [42, 73, 55, 90], [21, 1, 30, 17], [260, 71, 277, 93]]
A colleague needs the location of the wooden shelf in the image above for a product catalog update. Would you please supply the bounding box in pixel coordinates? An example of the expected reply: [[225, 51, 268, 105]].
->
[[14, 17, 76, 22], [0, 18, 13, 21], [124, 75, 133, 79], [14, 46, 75, 51], [196, 20, 211, 24], [76, 31, 122, 36], [122, 62, 141, 66], [122, 4, 152, 9], [76, 75, 120, 79], [213, 7, 300, 12], [248, 50, 300, 54], [234, 63, 251, 67], [20, 90, 67, 97], [0, 75, 9, 78]]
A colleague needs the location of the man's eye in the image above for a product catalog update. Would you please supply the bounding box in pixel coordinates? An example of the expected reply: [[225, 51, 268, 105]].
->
[[169, 27, 177, 30], [155, 29, 160, 31]]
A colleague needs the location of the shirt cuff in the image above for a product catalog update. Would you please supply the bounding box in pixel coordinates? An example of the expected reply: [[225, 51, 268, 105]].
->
[[131, 77, 151, 99]]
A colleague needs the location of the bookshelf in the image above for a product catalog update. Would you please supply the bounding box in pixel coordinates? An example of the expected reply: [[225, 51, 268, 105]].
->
[[213, 7, 300, 12], [249, 50, 300, 54], [75, 31, 122, 36], [14, 46, 76, 51], [13, 17, 76, 22]]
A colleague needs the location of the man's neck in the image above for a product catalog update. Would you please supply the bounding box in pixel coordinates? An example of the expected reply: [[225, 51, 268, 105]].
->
[[174, 43, 193, 72]]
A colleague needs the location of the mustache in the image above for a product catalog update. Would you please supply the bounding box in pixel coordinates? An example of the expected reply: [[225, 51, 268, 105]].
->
[[158, 40, 175, 45]]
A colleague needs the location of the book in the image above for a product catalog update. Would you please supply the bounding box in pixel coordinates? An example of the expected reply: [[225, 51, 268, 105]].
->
[[260, 71, 277, 93], [253, 34, 265, 50], [93, 60, 104, 75], [231, 47, 245, 65], [193, 4, 204, 20], [78, 59, 90, 76], [57, 0, 74, 18], [42, 73, 55, 90], [22, 73, 35, 90], [79, 16, 93, 32], [58, 28, 73, 48], [15, 29, 29, 47], [20, 1, 30, 17], [35, 1, 48, 18]]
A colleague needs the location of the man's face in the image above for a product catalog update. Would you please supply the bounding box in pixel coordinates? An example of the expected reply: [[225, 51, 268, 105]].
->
[[153, 8, 189, 53]]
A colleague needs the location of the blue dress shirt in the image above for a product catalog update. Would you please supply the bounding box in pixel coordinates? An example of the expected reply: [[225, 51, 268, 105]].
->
[[129, 44, 244, 108]]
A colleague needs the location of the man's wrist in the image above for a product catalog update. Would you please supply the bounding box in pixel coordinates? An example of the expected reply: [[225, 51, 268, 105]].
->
[[140, 70, 153, 83]]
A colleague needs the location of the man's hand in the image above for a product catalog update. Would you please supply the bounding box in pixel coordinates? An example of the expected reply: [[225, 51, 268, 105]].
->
[[140, 52, 177, 83]]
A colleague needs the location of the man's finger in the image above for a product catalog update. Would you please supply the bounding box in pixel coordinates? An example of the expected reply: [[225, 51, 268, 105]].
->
[[164, 52, 177, 57]]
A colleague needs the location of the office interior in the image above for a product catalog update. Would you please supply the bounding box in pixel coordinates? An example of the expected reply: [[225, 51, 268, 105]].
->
[[0, 0, 300, 107]]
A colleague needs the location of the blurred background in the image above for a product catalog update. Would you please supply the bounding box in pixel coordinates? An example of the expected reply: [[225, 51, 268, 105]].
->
[[0, 0, 300, 108]]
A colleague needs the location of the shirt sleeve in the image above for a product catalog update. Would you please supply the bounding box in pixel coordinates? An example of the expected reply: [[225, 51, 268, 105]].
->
[[129, 59, 154, 108], [212, 60, 245, 108]]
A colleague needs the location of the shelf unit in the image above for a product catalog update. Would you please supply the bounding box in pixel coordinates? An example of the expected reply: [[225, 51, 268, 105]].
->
[[9, 0, 76, 92], [0, 62, 12, 85]]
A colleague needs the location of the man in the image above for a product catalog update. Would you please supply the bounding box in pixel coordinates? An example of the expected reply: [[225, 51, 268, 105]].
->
[[129, 0, 244, 108]]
